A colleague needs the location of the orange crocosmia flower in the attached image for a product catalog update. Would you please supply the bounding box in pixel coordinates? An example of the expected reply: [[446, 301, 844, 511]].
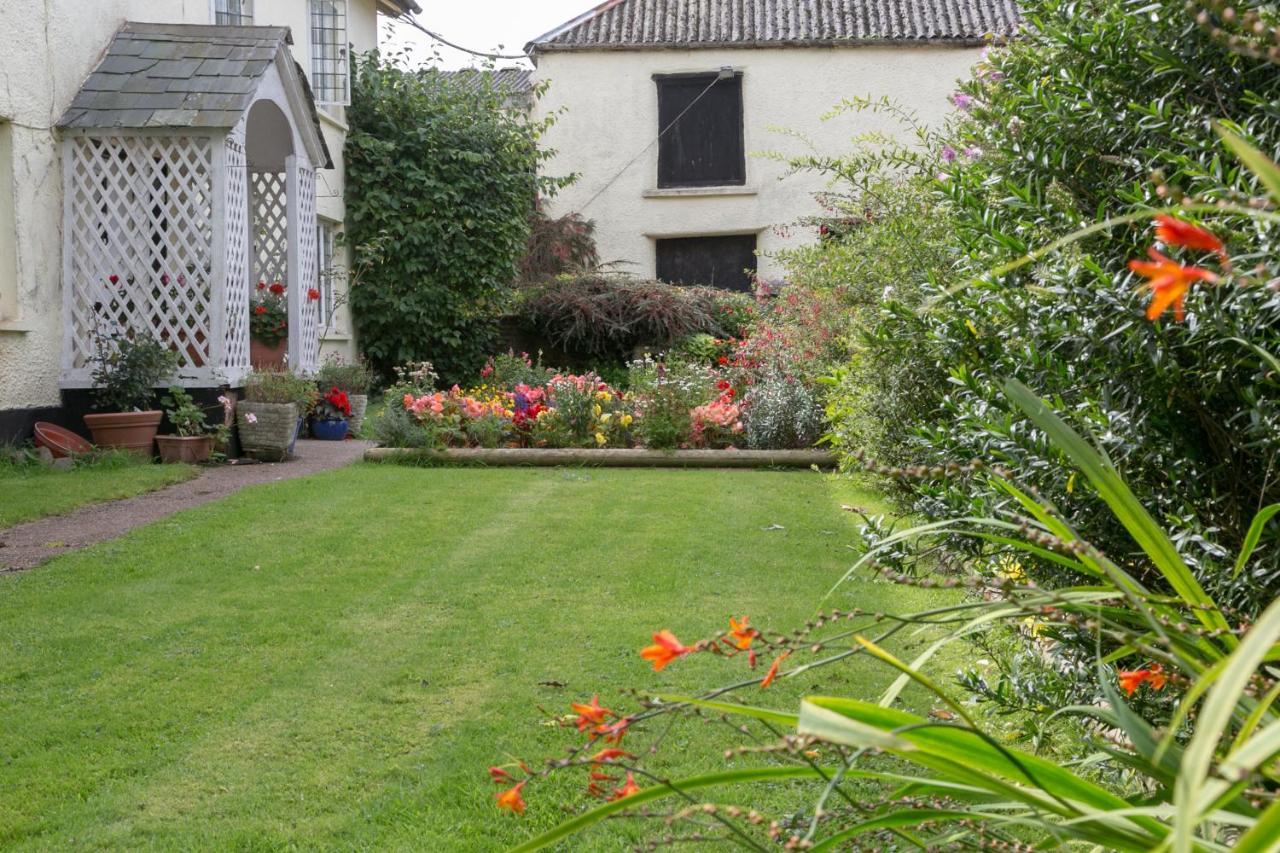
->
[[589, 747, 633, 765], [1128, 248, 1219, 322], [728, 616, 759, 650], [760, 652, 791, 689], [1145, 664, 1168, 691], [610, 772, 642, 801], [640, 629, 692, 671], [571, 695, 614, 732], [488, 765, 512, 783], [594, 718, 630, 744], [1154, 214, 1228, 265], [748, 649, 758, 669], [495, 780, 527, 815], [1118, 669, 1151, 697]]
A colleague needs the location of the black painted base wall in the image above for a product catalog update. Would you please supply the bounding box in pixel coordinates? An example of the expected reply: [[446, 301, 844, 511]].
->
[[2, 387, 240, 446]]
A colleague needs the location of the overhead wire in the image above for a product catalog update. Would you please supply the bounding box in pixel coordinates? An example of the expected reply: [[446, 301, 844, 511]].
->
[[392, 14, 530, 61]]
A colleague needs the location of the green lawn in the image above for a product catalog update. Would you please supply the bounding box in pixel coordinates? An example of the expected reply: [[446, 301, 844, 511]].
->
[[0, 459, 197, 529], [0, 466, 955, 850]]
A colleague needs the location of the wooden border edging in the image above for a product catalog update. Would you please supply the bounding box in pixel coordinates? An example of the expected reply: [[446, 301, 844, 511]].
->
[[363, 447, 839, 469]]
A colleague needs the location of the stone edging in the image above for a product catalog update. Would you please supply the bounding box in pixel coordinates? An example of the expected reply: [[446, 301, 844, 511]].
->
[[363, 447, 838, 469]]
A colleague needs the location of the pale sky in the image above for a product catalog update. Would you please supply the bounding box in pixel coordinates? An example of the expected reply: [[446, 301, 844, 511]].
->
[[378, 2, 593, 70]]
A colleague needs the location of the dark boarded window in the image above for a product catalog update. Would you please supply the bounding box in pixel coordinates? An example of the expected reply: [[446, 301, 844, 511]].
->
[[655, 235, 757, 293], [655, 73, 745, 188]]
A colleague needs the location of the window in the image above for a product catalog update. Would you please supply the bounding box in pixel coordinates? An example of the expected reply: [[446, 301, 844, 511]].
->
[[311, 1, 350, 106], [655, 72, 745, 188], [213, 0, 253, 25], [655, 234, 757, 293], [316, 219, 338, 331], [0, 121, 18, 324]]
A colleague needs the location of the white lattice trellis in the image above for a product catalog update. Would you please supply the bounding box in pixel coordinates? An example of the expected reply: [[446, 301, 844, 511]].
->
[[223, 136, 251, 378], [251, 171, 288, 287], [63, 135, 215, 381], [294, 165, 320, 373]]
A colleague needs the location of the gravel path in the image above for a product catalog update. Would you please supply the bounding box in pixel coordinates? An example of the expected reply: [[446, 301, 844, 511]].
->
[[0, 440, 372, 573]]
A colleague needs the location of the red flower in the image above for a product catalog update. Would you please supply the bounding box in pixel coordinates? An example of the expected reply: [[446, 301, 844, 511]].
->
[[269, 282, 285, 296], [716, 379, 732, 391], [594, 718, 629, 744], [108, 274, 119, 285], [495, 780, 527, 814], [1154, 214, 1228, 265], [1118, 664, 1168, 697], [717, 356, 729, 366], [589, 748, 633, 765], [610, 772, 641, 801], [640, 629, 692, 672], [571, 695, 614, 732], [1128, 248, 1219, 322], [254, 305, 268, 315], [257, 281, 267, 291], [488, 766, 513, 783], [748, 649, 758, 669], [307, 288, 321, 301], [760, 651, 790, 689]]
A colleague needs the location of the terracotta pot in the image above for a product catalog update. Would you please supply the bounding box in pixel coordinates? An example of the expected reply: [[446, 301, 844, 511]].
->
[[237, 401, 298, 462], [83, 411, 163, 457], [33, 422, 94, 458], [250, 338, 287, 369], [155, 434, 215, 464]]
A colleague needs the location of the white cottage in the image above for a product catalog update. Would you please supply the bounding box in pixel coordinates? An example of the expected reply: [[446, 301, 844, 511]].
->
[[526, 0, 1020, 290], [0, 0, 419, 441]]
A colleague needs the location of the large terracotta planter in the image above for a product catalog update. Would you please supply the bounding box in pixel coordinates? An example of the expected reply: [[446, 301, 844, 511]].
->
[[83, 411, 163, 457], [155, 434, 214, 464], [347, 394, 369, 436], [237, 401, 298, 462], [250, 338, 287, 369]]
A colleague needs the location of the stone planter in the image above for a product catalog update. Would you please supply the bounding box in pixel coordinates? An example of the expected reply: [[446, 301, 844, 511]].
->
[[155, 434, 215, 464], [347, 394, 369, 436], [250, 338, 287, 369], [83, 410, 163, 457], [237, 401, 298, 462]]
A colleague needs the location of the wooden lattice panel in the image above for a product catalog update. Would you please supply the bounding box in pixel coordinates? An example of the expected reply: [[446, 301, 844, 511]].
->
[[295, 165, 320, 373], [251, 171, 288, 287], [64, 135, 214, 378], [223, 137, 251, 377]]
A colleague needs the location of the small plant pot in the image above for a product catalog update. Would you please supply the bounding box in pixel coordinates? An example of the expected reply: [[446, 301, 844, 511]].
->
[[83, 410, 163, 457], [155, 434, 215, 464], [250, 338, 287, 370], [347, 394, 369, 436], [311, 418, 349, 441], [237, 401, 298, 462]]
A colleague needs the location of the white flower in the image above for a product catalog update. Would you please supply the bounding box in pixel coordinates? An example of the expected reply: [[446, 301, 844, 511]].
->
[[244, 412, 258, 425]]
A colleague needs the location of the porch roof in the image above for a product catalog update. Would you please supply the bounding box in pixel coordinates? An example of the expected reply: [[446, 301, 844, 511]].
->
[[57, 22, 331, 168]]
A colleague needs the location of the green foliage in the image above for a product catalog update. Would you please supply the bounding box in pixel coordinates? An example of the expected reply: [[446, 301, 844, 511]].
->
[[89, 332, 178, 413], [241, 371, 319, 410], [315, 355, 375, 395], [160, 387, 211, 437], [345, 53, 556, 385], [514, 274, 751, 361]]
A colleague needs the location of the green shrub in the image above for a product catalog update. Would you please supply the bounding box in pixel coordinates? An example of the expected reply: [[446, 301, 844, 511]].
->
[[89, 331, 178, 413], [315, 355, 375, 395], [242, 371, 319, 411], [346, 53, 561, 385]]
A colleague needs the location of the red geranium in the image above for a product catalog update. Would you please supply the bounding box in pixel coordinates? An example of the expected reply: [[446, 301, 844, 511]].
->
[[268, 282, 285, 296], [321, 386, 351, 418]]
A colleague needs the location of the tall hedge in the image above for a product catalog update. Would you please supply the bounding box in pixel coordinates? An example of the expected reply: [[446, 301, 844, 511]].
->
[[345, 57, 546, 384], [870, 0, 1280, 603]]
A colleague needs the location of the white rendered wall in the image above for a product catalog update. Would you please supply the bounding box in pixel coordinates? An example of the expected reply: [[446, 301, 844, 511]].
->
[[531, 45, 981, 284], [0, 0, 376, 411]]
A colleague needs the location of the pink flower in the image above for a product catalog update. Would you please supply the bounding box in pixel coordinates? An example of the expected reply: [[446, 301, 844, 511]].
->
[[244, 412, 258, 425], [951, 92, 974, 110]]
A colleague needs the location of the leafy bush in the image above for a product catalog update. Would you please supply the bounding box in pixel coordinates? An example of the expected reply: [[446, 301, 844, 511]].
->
[[514, 274, 752, 361], [518, 204, 599, 283], [89, 331, 178, 413], [346, 53, 559, 384], [315, 355, 375, 395], [741, 369, 824, 450], [242, 371, 319, 411], [160, 387, 212, 437]]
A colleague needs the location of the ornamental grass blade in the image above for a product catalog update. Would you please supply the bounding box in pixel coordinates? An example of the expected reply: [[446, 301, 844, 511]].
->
[[653, 695, 799, 728], [1001, 379, 1228, 636], [1216, 123, 1280, 205], [1233, 504, 1280, 579], [1174, 597, 1280, 853], [1232, 798, 1280, 853]]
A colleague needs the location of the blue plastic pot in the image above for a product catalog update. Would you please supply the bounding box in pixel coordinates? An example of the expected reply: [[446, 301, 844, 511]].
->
[[311, 418, 349, 441]]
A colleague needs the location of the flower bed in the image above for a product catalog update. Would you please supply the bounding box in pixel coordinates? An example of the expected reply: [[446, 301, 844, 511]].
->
[[368, 351, 828, 454]]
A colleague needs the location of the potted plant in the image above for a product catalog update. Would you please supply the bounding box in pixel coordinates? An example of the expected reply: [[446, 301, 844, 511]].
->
[[249, 281, 288, 368], [154, 387, 222, 464], [312, 386, 352, 440], [316, 355, 375, 435], [84, 329, 179, 456], [236, 371, 318, 462]]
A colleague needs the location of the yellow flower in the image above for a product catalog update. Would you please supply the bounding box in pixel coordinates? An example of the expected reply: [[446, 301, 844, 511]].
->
[[620, 414, 633, 428], [599, 413, 612, 424], [997, 554, 1027, 583], [595, 432, 607, 446], [592, 405, 602, 418]]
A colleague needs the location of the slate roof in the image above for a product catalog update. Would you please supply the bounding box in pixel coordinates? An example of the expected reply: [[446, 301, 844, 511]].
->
[[527, 0, 1021, 52], [441, 68, 535, 103], [58, 22, 331, 167]]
